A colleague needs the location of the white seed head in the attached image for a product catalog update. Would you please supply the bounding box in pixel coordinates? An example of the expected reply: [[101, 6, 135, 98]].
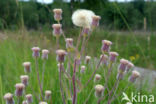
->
[[72, 9, 95, 28]]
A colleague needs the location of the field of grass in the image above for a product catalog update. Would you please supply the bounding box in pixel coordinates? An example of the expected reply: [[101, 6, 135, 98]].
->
[[0, 29, 156, 104]]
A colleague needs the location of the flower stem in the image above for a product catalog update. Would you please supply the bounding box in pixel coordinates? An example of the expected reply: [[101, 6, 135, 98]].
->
[[41, 60, 46, 89]]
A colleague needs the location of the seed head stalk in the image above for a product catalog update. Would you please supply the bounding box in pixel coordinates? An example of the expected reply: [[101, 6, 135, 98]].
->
[[35, 57, 44, 100]]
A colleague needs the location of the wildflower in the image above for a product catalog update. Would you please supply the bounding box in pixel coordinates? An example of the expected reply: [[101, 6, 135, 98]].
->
[[25, 94, 33, 104], [94, 74, 101, 83], [42, 49, 49, 60], [23, 62, 31, 73], [95, 84, 104, 98], [100, 54, 108, 65], [130, 56, 135, 61], [52, 24, 62, 37], [118, 59, 129, 72], [82, 27, 90, 37], [32, 47, 40, 58], [101, 40, 112, 53], [20, 75, 29, 86], [85, 56, 91, 64], [22, 101, 27, 104], [126, 61, 134, 72], [65, 38, 73, 50], [116, 71, 124, 80], [4, 93, 14, 104], [129, 70, 140, 83], [45, 90, 52, 100], [56, 49, 67, 63], [72, 9, 95, 28], [92, 15, 101, 27], [39, 101, 48, 104], [109, 52, 118, 62], [80, 65, 86, 74], [15, 83, 25, 97], [53, 9, 62, 21]]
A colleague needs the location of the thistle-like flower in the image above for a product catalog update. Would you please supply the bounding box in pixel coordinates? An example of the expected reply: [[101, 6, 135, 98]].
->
[[117, 71, 124, 80], [95, 84, 104, 98], [39, 101, 48, 104], [72, 9, 95, 28], [32, 47, 40, 58], [4, 93, 14, 104], [101, 40, 112, 53], [118, 59, 129, 72], [80, 65, 86, 74], [25, 94, 33, 104], [85, 56, 91, 64], [65, 38, 73, 50], [94, 74, 101, 83], [82, 27, 90, 36], [100, 54, 108, 65], [20, 75, 29, 86], [42, 49, 49, 60], [22, 101, 27, 104], [23, 62, 31, 73], [53, 9, 62, 21], [52, 24, 62, 37], [129, 70, 140, 83], [45, 90, 52, 100], [126, 61, 134, 72], [92, 15, 101, 27], [109, 52, 119, 62], [15, 83, 25, 97], [56, 49, 67, 63]]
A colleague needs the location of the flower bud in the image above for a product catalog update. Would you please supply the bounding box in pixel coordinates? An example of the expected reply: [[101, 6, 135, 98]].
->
[[26, 94, 33, 104], [126, 61, 134, 72], [82, 27, 90, 36], [80, 65, 86, 74], [45, 90, 52, 100], [100, 54, 108, 65], [85, 56, 91, 64], [4, 93, 15, 104], [65, 38, 73, 49], [22, 101, 27, 104], [53, 9, 62, 21], [92, 15, 101, 27], [52, 24, 62, 37], [42, 49, 49, 60], [23, 62, 31, 73], [101, 40, 112, 53], [94, 74, 101, 82], [32, 47, 40, 58], [15, 83, 25, 97], [109, 52, 119, 62], [118, 59, 129, 72], [56, 49, 67, 63], [129, 70, 140, 83], [20, 75, 29, 86], [39, 101, 48, 104], [95, 84, 104, 98]]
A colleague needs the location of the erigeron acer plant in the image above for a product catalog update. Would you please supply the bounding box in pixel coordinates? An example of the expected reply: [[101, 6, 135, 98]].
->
[[3, 9, 140, 104]]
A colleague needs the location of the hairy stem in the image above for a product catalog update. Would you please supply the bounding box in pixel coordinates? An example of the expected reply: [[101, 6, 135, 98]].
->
[[41, 60, 46, 89]]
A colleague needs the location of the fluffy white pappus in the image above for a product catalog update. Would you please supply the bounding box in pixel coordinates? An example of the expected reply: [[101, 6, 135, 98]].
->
[[72, 9, 95, 28]]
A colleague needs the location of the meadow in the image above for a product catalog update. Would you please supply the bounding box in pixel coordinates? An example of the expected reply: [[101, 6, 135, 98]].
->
[[0, 28, 156, 104]]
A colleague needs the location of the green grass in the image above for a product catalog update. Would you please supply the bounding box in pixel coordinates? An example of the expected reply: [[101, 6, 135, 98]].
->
[[0, 29, 156, 104]]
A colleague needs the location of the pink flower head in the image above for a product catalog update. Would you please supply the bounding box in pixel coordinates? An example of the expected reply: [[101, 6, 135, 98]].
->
[[85, 56, 91, 64], [94, 74, 101, 82], [15, 83, 25, 97], [23, 62, 31, 73], [4, 93, 14, 104], [42, 49, 49, 60], [53, 9, 62, 21], [45, 90, 52, 100], [26, 94, 33, 103], [82, 27, 90, 36], [92, 15, 101, 27], [80, 65, 86, 74], [65, 38, 73, 49], [20, 75, 29, 86], [109, 52, 119, 62], [31, 47, 40, 58], [118, 59, 129, 72], [116, 71, 124, 80], [56, 49, 67, 63], [127, 61, 134, 72], [100, 54, 108, 65], [101, 40, 112, 53], [129, 70, 140, 83], [52, 24, 62, 37], [95, 84, 104, 98]]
